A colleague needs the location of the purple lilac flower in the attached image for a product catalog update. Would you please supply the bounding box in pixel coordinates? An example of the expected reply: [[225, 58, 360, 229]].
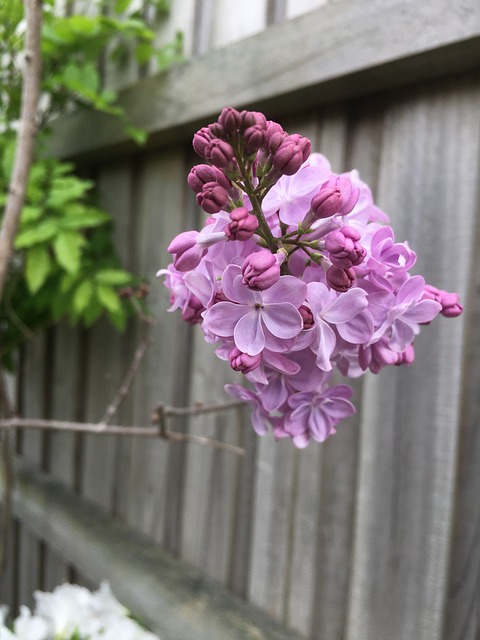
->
[[203, 265, 306, 356], [160, 107, 463, 447]]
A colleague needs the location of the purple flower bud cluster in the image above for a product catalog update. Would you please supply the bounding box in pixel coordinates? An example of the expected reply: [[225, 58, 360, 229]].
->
[[159, 107, 463, 448]]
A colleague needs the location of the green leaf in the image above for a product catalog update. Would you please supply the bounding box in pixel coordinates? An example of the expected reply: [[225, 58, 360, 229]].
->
[[108, 307, 127, 332], [25, 245, 51, 294], [53, 231, 86, 273], [135, 41, 154, 64], [15, 219, 59, 248], [47, 176, 93, 208], [60, 61, 100, 99], [60, 272, 79, 293], [125, 126, 147, 145], [2, 138, 16, 180], [60, 207, 110, 230], [21, 206, 43, 223], [114, 0, 132, 13], [94, 269, 133, 286], [73, 280, 93, 314], [96, 284, 121, 313], [82, 298, 103, 327]]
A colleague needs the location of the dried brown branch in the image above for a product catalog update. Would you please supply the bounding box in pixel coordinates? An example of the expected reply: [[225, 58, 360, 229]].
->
[[0, 0, 43, 301], [0, 398, 246, 456]]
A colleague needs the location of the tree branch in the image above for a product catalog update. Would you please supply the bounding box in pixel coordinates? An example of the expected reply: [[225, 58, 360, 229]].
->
[[0, 0, 43, 301]]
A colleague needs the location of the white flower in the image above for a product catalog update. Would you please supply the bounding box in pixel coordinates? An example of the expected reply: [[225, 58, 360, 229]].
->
[[13, 606, 49, 640]]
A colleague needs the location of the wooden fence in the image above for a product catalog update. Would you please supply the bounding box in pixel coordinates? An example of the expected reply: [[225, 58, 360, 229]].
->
[[1, 0, 480, 638]]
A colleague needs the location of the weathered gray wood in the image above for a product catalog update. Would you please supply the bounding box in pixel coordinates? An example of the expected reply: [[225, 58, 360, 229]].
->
[[10, 460, 304, 640], [47, 0, 480, 163], [209, 0, 267, 49], [346, 75, 480, 640], [124, 148, 188, 540], [48, 324, 80, 487], [286, 0, 329, 18], [179, 335, 240, 583], [79, 161, 136, 514]]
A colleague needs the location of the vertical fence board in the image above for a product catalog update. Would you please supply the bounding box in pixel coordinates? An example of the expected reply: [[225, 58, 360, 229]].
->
[[124, 148, 189, 541], [210, 0, 267, 49], [180, 336, 240, 583]]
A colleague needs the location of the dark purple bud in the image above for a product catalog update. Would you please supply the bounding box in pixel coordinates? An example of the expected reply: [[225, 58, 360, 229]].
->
[[208, 122, 226, 139], [218, 107, 242, 134], [181, 294, 204, 325], [187, 164, 231, 193], [242, 250, 280, 291], [326, 265, 356, 292], [239, 110, 256, 129], [311, 187, 343, 219], [266, 121, 287, 153], [299, 305, 315, 330], [325, 226, 365, 269], [225, 207, 259, 241], [196, 181, 230, 214], [289, 134, 311, 162], [243, 125, 267, 154], [229, 346, 262, 374], [192, 127, 212, 158], [205, 139, 235, 169]]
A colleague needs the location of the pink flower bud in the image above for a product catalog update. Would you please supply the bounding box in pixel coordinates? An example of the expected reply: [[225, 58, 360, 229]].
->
[[395, 344, 415, 366], [187, 164, 231, 194], [273, 134, 312, 175], [326, 265, 356, 292], [311, 187, 343, 219], [205, 139, 235, 169], [225, 207, 259, 241], [192, 127, 212, 158], [423, 285, 463, 318], [325, 226, 366, 268], [229, 346, 262, 374], [196, 181, 230, 214], [242, 250, 281, 290], [168, 231, 206, 272], [218, 107, 242, 134]]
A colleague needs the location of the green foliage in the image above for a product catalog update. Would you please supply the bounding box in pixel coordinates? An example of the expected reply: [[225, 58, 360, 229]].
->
[[0, 0, 180, 368]]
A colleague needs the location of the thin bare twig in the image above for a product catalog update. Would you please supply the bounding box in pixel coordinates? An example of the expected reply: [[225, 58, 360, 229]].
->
[[0, 0, 43, 301], [0, 397, 246, 456], [99, 330, 153, 425]]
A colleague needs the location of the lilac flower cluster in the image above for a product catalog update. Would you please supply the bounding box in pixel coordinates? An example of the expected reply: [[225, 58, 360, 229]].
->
[[158, 107, 462, 448]]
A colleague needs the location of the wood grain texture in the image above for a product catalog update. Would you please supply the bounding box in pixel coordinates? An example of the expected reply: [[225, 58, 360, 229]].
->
[[123, 148, 189, 540], [47, 0, 480, 163], [210, 0, 267, 49]]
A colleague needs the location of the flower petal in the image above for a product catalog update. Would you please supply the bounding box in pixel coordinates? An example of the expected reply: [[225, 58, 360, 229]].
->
[[262, 303, 303, 339], [234, 310, 265, 355], [203, 302, 247, 337]]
